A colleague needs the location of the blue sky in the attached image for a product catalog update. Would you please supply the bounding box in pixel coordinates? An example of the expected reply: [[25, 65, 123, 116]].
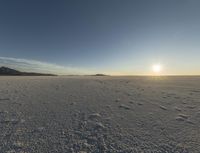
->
[[0, 0, 200, 75]]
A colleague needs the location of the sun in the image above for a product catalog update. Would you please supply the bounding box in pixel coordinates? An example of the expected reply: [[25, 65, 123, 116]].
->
[[152, 64, 162, 73]]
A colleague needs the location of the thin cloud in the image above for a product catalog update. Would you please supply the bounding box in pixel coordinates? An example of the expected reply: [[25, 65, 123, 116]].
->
[[0, 57, 93, 75]]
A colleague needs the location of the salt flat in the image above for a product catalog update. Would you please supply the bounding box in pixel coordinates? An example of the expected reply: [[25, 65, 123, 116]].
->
[[0, 76, 199, 153]]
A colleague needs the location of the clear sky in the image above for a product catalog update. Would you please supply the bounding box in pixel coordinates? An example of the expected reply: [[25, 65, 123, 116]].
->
[[0, 0, 200, 75]]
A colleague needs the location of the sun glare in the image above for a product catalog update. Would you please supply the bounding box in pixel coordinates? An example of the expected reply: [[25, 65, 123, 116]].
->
[[152, 64, 162, 73]]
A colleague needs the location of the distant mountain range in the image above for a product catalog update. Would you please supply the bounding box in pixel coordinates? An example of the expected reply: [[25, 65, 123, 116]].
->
[[0, 67, 56, 76], [92, 74, 108, 76]]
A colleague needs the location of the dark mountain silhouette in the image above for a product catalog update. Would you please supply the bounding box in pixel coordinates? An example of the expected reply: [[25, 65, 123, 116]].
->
[[0, 67, 56, 76], [93, 74, 108, 76]]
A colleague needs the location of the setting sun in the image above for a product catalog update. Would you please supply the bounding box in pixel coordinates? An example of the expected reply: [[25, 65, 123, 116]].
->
[[152, 64, 162, 73]]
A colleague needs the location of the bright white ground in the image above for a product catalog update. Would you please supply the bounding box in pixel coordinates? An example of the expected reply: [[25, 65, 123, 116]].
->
[[0, 76, 199, 153]]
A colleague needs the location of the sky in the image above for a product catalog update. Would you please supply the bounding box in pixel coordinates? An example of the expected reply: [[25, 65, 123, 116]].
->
[[0, 0, 200, 75]]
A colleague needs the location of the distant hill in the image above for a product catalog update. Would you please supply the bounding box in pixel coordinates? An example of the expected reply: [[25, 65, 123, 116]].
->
[[94, 74, 107, 76], [0, 67, 56, 76], [91, 74, 108, 76]]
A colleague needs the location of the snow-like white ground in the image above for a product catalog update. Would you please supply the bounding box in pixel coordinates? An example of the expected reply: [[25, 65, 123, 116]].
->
[[0, 76, 199, 152]]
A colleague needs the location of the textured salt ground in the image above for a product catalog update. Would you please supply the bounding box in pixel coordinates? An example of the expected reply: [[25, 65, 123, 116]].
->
[[0, 76, 200, 153]]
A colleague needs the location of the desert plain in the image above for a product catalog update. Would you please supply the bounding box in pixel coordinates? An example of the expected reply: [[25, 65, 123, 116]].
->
[[0, 76, 199, 153]]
